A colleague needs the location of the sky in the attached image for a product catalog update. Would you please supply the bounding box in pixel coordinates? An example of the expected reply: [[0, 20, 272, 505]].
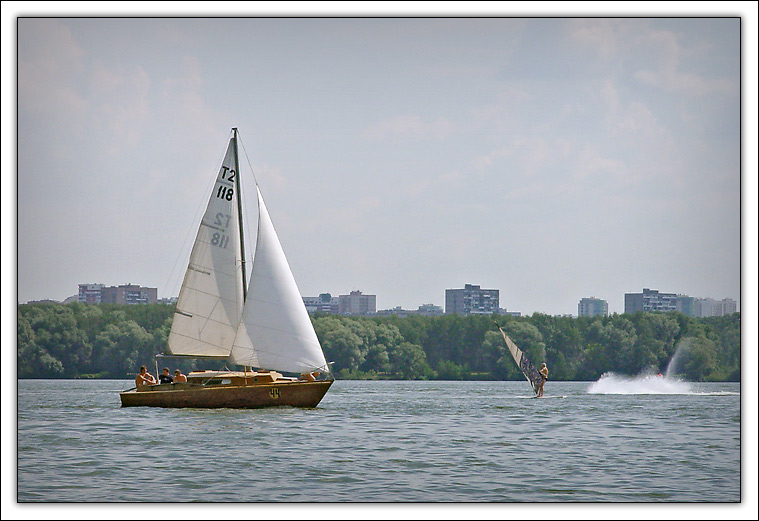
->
[[6, 5, 756, 319], [3, 4, 758, 520]]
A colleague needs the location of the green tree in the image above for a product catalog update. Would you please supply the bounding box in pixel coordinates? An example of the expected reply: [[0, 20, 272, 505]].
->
[[93, 321, 153, 378], [17, 313, 64, 377], [674, 336, 719, 381], [15, 302, 742, 382], [629, 312, 679, 373], [389, 342, 434, 379], [315, 316, 365, 373], [24, 304, 91, 377], [479, 330, 508, 378], [600, 315, 637, 373], [435, 360, 470, 380], [359, 323, 403, 373]]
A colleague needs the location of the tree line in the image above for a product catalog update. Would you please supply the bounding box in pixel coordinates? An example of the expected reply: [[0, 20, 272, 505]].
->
[[17, 302, 740, 382]]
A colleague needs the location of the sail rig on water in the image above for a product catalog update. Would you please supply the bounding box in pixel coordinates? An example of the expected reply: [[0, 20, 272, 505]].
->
[[166, 130, 328, 375], [120, 128, 332, 408], [496, 324, 542, 395]]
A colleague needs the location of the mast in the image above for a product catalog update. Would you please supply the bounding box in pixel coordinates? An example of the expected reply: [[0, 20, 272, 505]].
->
[[232, 128, 247, 301]]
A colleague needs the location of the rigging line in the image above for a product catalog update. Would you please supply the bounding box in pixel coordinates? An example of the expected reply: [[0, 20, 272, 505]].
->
[[162, 135, 228, 300], [235, 129, 259, 279], [236, 128, 260, 187]]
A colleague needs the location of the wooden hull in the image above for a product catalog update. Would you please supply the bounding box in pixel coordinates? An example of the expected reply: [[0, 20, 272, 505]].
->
[[120, 380, 333, 409]]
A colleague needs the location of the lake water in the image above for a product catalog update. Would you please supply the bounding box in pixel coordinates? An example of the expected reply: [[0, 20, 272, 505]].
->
[[15, 377, 743, 508]]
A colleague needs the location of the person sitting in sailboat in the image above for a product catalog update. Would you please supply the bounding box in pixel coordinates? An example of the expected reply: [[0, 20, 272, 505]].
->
[[173, 370, 187, 383], [158, 368, 173, 384], [135, 366, 156, 387], [300, 372, 320, 382]]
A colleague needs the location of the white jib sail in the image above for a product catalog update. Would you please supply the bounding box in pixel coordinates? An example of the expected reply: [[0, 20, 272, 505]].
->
[[167, 138, 244, 357], [230, 186, 328, 374]]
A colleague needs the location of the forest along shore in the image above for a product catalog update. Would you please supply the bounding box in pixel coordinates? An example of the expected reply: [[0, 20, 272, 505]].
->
[[17, 302, 740, 382]]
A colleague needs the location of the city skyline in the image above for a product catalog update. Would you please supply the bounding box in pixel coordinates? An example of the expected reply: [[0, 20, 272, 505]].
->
[[6, 9, 753, 318], [33, 279, 740, 318]]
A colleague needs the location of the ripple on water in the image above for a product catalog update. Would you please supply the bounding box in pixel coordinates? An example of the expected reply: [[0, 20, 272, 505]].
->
[[16, 379, 741, 503]]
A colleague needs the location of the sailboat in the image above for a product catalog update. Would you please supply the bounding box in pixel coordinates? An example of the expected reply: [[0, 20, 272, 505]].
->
[[495, 323, 542, 396], [120, 128, 333, 408]]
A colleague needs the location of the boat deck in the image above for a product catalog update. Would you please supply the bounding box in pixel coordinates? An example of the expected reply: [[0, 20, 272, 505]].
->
[[120, 370, 333, 409]]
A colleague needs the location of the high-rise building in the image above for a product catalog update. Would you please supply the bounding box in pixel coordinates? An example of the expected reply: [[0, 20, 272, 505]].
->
[[338, 290, 376, 315], [79, 283, 158, 305], [695, 297, 738, 317], [696, 298, 720, 317], [416, 303, 444, 316], [303, 293, 339, 314], [721, 298, 737, 315], [578, 297, 608, 317], [376, 304, 444, 317], [445, 284, 499, 315], [78, 283, 105, 304], [676, 295, 698, 317], [624, 288, 677, 314], [99, 284, 158, 304]]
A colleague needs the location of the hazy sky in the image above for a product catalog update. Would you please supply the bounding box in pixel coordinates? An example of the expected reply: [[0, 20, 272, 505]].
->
[[7, 8, 755, 316], [3, 5, 758, 519]]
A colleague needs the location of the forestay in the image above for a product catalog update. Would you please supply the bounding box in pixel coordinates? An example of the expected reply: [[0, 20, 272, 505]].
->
[[230, 187, 329, 374], [167, 138, 244, 357]]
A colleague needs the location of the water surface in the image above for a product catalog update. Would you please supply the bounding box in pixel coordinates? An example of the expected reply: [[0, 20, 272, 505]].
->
[[16, 379, 741, 503]]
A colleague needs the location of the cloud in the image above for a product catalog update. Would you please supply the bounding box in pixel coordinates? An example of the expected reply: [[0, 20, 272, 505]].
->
[[633, 29, 736, 97], [600, 79, 619, 115], [18, 19, 152, 152], [18, 19, 87, 126], [363, 115, 453, 142], [565, 18, 624, 61], [403, 170, 464, 199], [575, 146, 627, 182], [634, 64, 735, 97], [313, 196, 383, 237], [567, 19, 737, 98], [90, 63, 151, 152], [474, 136, 560, 178]]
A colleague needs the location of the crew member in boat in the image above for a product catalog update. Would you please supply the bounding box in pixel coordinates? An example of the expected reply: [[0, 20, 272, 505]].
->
[[135, 366, 156, 387], [158, 368, 173, 384], [300, 371, 320, 382], [537, 363, 548, 397], [173, 370, 188, 383]]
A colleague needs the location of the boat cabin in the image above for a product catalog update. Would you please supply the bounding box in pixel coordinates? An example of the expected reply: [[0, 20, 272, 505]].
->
[[185, 370, 297, 386]]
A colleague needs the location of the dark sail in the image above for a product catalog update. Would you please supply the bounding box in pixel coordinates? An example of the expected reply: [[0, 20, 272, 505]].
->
[[497, 325, 542, 395]]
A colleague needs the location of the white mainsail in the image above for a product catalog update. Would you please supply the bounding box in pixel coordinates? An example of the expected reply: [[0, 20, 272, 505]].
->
[[167, 138, 244, 357], [230, 186, 328, 374]]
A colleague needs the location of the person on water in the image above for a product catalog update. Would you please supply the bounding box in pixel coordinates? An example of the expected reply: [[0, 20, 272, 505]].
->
[[135, 366, 156, 387], [537, 363, 548, 397], [173, 370, 188, 383], [158, 367, 173, 384]]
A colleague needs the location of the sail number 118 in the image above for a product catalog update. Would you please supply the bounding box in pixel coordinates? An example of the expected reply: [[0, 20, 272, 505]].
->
[[216, 185, 234, 201], [216, 167, 236, 201]]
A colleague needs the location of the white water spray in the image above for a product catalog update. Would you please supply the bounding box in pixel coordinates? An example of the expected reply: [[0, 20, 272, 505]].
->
[[587, 371, 693, 394], [665, 337, 692, 379], [588, 337, 699, 394]]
